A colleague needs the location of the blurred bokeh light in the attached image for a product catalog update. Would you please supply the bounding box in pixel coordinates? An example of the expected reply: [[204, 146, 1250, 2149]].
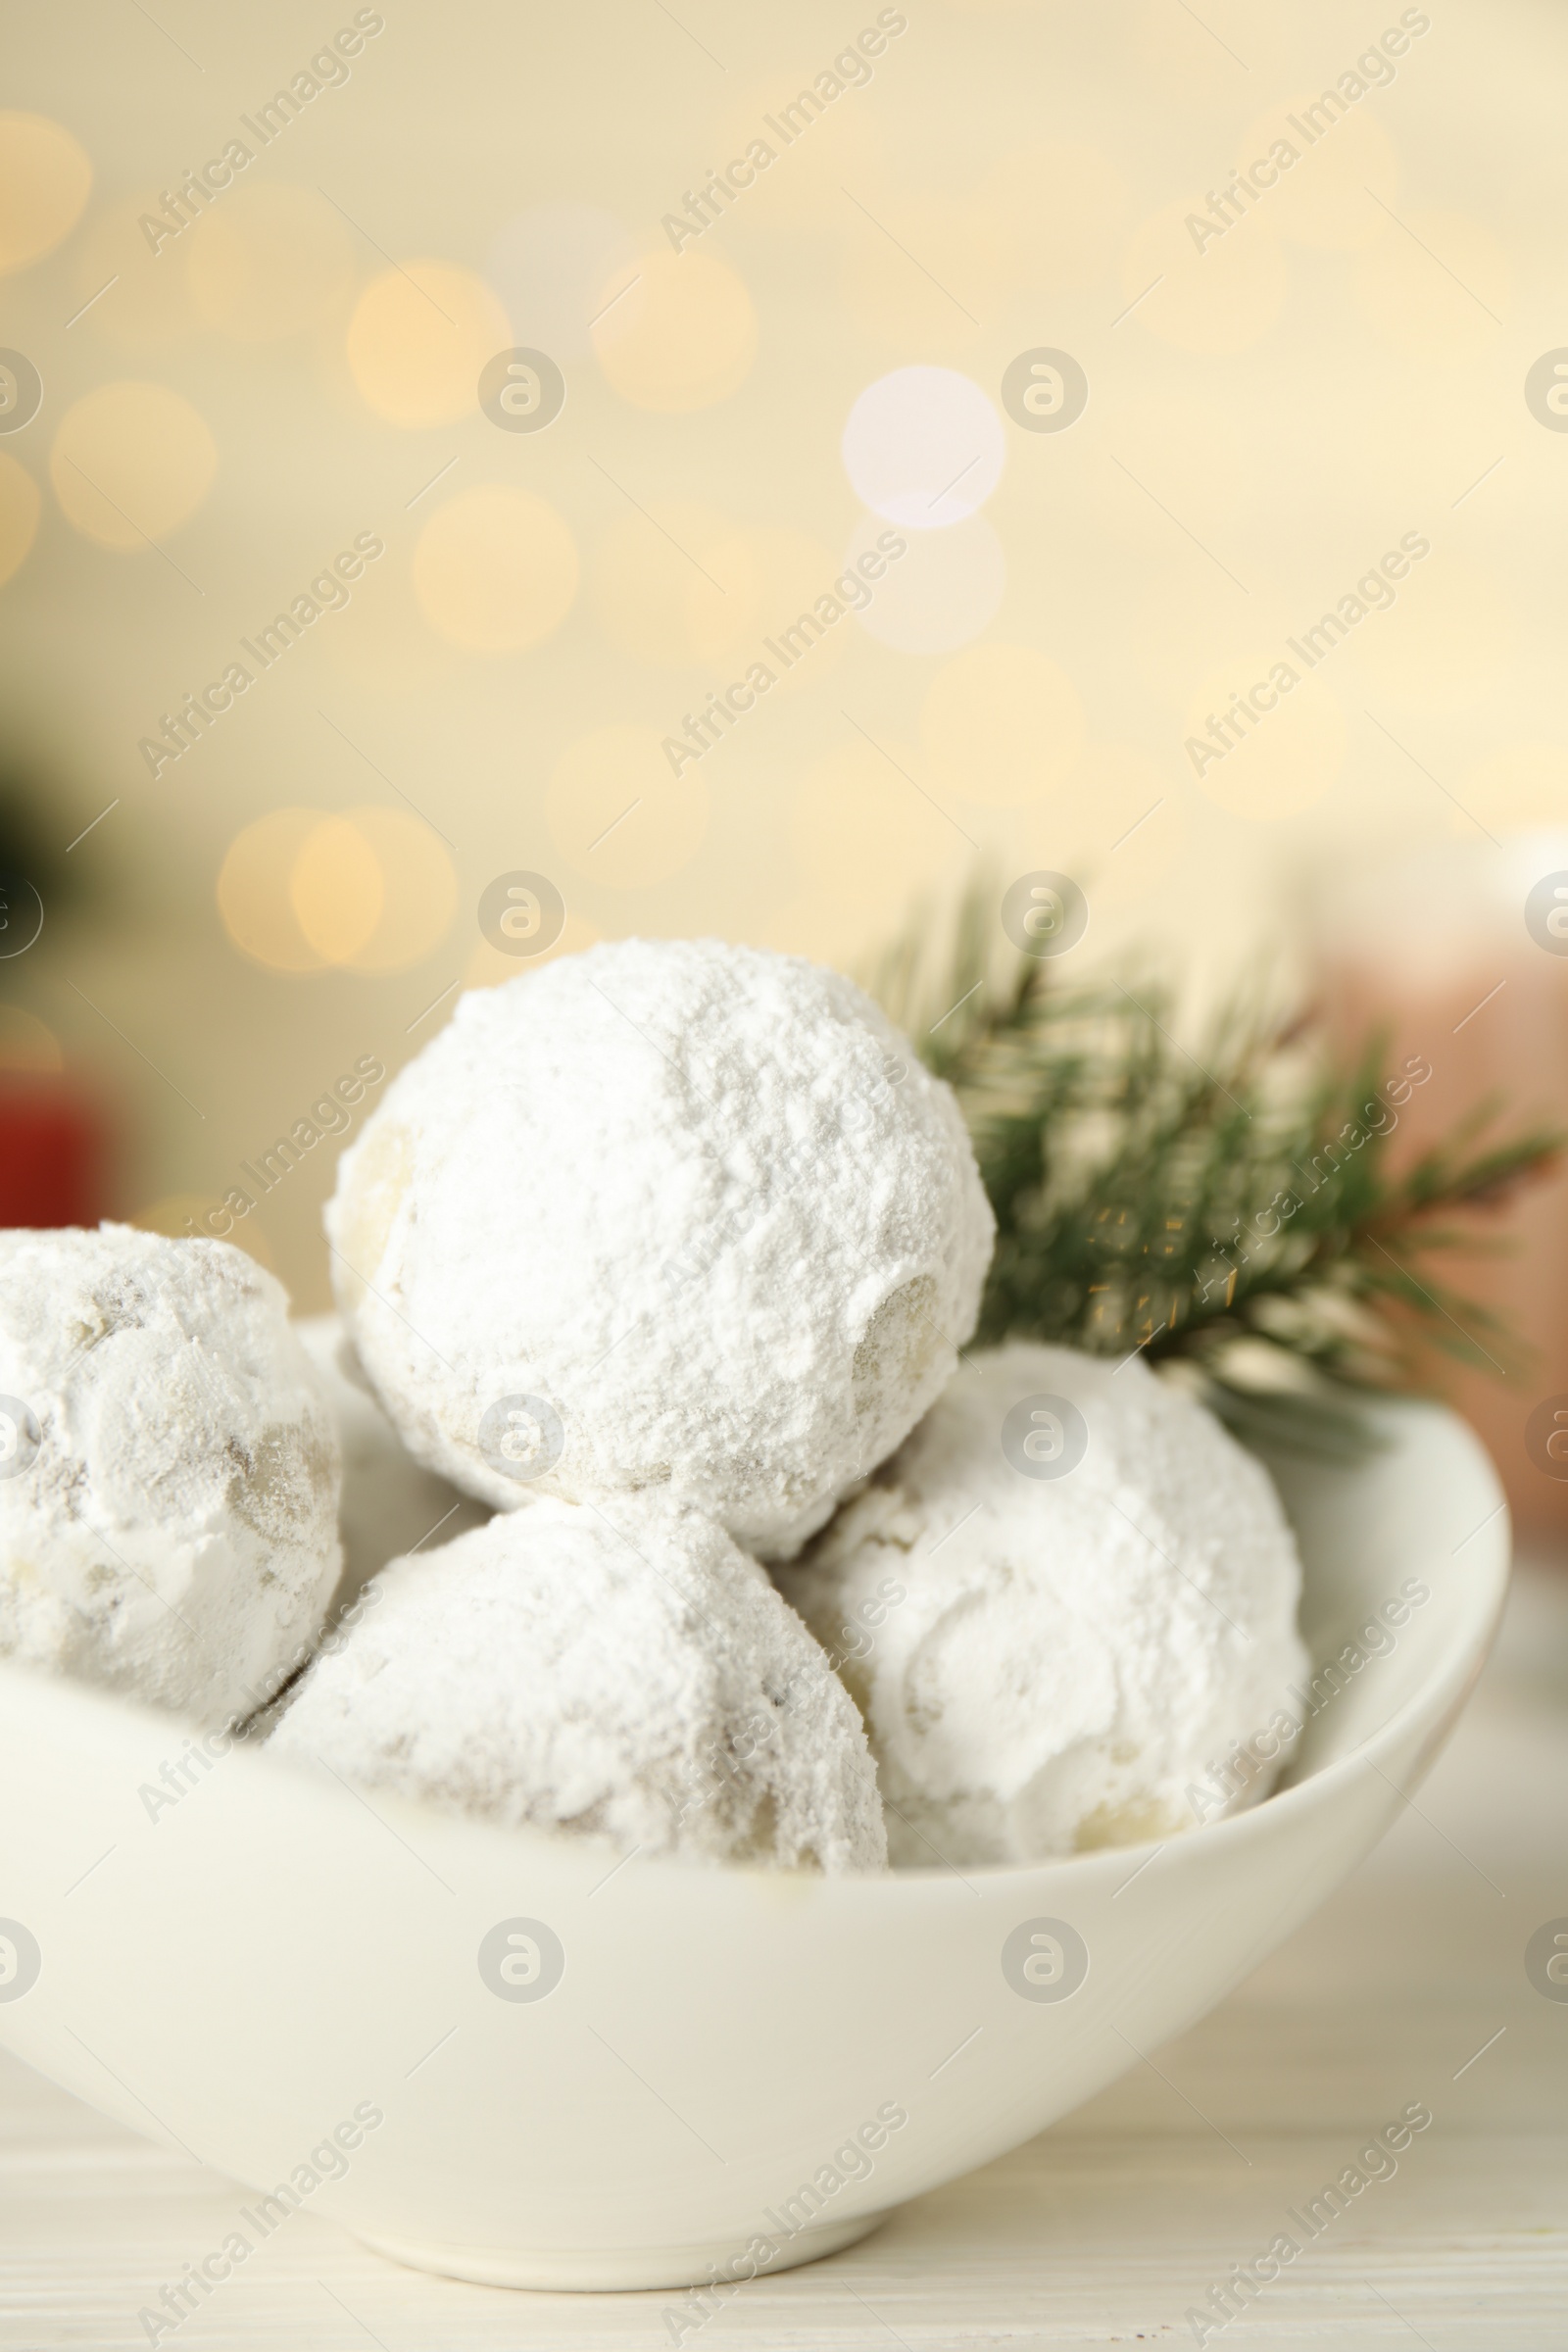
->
[[0, 0, 1565, 1555]]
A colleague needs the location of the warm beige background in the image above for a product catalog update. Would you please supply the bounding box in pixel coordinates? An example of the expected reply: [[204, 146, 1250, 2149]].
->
[[1, 0, 1566, 1323]]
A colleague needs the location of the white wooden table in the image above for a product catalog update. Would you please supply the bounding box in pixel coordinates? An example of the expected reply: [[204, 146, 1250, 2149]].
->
[[4, 1562, 1566, 2350]]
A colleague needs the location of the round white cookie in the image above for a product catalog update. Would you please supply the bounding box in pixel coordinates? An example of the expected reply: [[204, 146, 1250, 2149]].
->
[[326, 939, 993, 1558], [777, 1342, 1309, 1865], [0, 1225, 341, 1728], [269, 1495, 888, 1873]]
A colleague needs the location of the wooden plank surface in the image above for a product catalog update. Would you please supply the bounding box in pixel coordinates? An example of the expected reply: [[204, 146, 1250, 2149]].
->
[[3, 1560, 1565, 2350]]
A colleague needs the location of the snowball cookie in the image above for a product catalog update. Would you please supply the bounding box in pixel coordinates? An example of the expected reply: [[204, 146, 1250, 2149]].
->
[[269, 1495, 888, 1873], [295, 1314, 488, 1617], [326, 939, 994, 1558], [777, 1342, 1309, 1866], [0, 1225, 341, 1729]]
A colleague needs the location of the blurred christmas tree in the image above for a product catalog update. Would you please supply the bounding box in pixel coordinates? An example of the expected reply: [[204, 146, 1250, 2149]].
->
[[0, 749, 108, 1227], [0, 751, 88, 930]]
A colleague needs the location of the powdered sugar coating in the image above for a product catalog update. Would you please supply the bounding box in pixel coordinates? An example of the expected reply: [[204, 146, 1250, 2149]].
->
[[295, 1313, 488, 1613], [0, 1225, 341, 1728], [326, 940, 994, 1558], [777, 1342, 1308, 1865], [268, 1495, 888, 1872]]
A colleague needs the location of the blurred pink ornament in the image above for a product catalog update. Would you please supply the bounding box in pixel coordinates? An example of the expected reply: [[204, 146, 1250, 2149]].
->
[[1314, 833, 1568, 1547]]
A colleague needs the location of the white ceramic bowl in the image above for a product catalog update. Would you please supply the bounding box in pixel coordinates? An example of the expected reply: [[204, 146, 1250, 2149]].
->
[[0, 1399, 1506, 2292]]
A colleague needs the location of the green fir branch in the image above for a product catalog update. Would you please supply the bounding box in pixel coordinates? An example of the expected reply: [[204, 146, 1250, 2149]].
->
[[868, 881, 1563, 1459]]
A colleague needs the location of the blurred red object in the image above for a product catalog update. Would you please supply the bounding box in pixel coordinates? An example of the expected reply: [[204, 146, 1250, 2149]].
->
[[0, 1079, 107, 1228]]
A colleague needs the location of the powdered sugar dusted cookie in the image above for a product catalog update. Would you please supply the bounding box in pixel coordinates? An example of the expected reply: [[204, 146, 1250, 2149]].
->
[[0, 1225, 341, 1728], [777, 1342, 1308, 1865], [268, 1494, 888, 1873], [326, 939, 993, 1558]]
